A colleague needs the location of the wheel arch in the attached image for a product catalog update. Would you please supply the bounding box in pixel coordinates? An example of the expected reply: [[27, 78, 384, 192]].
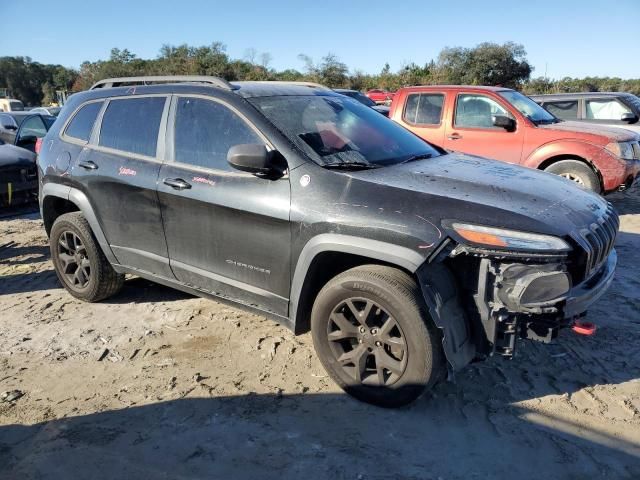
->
[[289, 234, 476, 373], [289, 234, 424, 335], [537, 154, 603, 192], [41, 183, 118, 264]]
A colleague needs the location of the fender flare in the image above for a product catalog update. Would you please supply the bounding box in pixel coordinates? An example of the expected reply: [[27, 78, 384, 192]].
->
[[523, 139, 603, 170], [41, 183, 118, 264], [289, 233, 425, 325]]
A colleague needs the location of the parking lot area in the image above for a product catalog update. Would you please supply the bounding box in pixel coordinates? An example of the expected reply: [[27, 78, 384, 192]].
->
[[1, 188, 639, 479]]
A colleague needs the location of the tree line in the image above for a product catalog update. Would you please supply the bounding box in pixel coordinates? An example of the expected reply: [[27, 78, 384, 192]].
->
[[1, 41, 639, 106]]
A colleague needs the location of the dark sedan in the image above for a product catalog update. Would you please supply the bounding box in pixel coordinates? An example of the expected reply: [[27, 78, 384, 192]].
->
[[0, 140, 38, 207], [0, 112, 56, 152], [334, 89, 391, 116]]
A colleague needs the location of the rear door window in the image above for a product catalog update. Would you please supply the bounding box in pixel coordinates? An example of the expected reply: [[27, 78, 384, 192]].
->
[[19, 116, 47, 138], [544, 101, 578, 120], [65, 102, 103, 141], [173, 97, 264, 171], [99, 97, 166, 157], [403, 93, 444, 125], [585, 99, 631, 120]]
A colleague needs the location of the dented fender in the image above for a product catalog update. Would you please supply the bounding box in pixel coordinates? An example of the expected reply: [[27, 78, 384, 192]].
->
[[523, 140, 629, 191]]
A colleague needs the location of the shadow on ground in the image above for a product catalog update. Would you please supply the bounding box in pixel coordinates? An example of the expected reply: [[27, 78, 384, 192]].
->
[[0, 386, 638, 480]]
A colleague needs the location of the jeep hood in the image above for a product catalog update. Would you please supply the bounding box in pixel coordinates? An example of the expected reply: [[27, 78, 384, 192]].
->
[[538, 121, 639, 142], [351, 153, 608, 237]]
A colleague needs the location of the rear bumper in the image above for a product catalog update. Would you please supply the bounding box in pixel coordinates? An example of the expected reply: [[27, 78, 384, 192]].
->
[[564, 249, 616, 318]]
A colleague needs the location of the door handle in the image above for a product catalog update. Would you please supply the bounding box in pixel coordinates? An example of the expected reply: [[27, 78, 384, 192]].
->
[[447, 133, 462, 140], [78, 160, 98, 170], [163, 177, 192, 190]]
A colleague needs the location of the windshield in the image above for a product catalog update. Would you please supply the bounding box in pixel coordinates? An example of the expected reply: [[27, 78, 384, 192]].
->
[[250, 95, 439, 167], [625, 95, 640, 112], [499, 91, 557, 124]]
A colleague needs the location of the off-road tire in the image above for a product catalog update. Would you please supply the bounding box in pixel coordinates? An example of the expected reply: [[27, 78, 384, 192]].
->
[[311, 265, 444, 407], [544, 160, 601, 193], [50, 212, 124, 302]]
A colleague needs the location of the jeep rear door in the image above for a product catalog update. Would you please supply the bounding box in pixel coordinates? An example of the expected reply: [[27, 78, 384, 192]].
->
[[68, 95, 175, 278], [157, 95, 291, 317], [443, 92, 524, 164]]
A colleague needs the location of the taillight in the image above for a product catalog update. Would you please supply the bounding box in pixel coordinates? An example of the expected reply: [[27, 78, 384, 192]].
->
[[35, 137, 43, 154]]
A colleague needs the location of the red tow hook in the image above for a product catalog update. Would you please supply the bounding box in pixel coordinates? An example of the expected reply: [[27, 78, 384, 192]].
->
[[572, 320, 596, 336]]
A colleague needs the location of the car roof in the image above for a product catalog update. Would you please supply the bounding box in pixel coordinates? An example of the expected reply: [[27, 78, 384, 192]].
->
[[333, 89, 359, 94], [68, 80, 340, 104], [529, 92, 634, 99], [398, 85, 513, 93]]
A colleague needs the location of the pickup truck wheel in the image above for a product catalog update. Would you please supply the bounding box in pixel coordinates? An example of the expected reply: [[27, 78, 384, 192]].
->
[[311, 265, 444, 407], [50, 212, 124, 302], [544, 160, 601, 193]]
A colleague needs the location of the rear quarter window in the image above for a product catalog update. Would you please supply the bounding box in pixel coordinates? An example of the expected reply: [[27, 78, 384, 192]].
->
[[65, 102, 103, 141], [99, 97, 166, 157], [403, 93, 444, 125], [544, 101, 578, 120]]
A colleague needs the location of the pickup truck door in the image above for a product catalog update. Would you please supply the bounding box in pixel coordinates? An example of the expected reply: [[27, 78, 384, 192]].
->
[[398, 92, 447, 147], [444, 93, 524, 164], [157, 95, 291, 317]]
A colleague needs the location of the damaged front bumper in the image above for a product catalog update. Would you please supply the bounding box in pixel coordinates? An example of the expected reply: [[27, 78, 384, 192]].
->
[[476, 249, 617, 357], [565, 249, 616, 318]]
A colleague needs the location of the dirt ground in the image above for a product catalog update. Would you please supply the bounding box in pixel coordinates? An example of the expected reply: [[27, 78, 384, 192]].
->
[[0, 187, 639, 480]]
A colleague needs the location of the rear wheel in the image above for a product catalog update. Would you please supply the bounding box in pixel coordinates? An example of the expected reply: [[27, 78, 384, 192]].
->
[[311, 265, 444, 407], [544, 160, 601, 193], [50, 212, 124, 302]]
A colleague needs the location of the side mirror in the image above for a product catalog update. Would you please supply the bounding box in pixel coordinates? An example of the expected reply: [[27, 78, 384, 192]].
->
[[621, 112, 638, 124], [227, 144, 278, 176], [492, 115, 516, 131], [2, 124, 17, 131]]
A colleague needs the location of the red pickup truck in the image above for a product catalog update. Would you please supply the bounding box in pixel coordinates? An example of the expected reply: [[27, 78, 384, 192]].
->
[[366, 89, 396, 105], [389, 85, 640, 194]]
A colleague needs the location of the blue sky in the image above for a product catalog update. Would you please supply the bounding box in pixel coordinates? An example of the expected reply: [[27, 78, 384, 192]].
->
[[3, 0, 639, 78]]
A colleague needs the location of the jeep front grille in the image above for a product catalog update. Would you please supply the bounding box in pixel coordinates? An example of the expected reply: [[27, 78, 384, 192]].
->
[[579, 205, 619, 278]]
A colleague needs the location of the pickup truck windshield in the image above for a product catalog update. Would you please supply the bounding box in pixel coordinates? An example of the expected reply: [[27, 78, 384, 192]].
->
[[499, 91, 558, 125], [250, 95, 439, 167]]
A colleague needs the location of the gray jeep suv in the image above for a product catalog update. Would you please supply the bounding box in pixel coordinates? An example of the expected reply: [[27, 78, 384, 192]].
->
[[38, 76, 617, 406]]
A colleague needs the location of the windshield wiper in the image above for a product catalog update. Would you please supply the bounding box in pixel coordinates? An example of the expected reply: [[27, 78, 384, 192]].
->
[[401, 153, 434, 164], [323, 162, 379, 170]]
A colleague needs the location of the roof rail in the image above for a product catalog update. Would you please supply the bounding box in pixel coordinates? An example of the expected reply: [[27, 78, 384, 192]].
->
[[241, 81, 331, 90], [90, 75, 236, 91]]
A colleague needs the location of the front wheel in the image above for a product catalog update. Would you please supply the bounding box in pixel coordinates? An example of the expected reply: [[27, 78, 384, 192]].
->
[[544, 160, 601, 193], [311, 265, 444, 407]]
